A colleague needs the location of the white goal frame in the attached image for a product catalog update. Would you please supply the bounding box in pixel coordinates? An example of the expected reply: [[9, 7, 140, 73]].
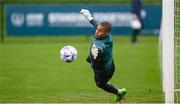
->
[[162, 0, 174, 103]]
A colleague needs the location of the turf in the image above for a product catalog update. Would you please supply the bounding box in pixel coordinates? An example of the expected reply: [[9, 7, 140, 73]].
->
[[0, 36, 163, 103]]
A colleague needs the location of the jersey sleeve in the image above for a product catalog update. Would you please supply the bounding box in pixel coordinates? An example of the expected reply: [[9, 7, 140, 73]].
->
[[90, 19, 99, 28]]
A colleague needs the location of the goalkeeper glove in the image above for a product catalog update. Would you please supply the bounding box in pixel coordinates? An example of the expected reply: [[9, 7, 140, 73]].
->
[[80, 9, 94, 21], [91, 44, 99, 59]]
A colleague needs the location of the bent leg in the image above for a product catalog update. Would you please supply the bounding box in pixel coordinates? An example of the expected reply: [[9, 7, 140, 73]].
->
[[94, 69, 118, 95]]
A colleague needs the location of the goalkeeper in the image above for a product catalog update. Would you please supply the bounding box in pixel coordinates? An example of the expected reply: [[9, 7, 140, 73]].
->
[[80, 9, 127, 102]]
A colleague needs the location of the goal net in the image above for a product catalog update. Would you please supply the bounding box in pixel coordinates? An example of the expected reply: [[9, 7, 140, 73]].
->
[[161, 0, 180, 103], [175, 0, 180, 103]]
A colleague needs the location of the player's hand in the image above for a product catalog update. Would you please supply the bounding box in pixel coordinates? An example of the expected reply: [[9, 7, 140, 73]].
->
[[80, 9, 93, 21], [91, 44, 98, 59]]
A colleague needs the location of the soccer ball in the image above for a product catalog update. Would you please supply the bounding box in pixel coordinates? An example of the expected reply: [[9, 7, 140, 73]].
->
[[60, 45, 78, 63]]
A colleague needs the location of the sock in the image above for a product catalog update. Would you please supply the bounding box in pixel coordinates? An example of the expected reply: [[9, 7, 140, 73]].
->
[[97, 82, 118, 94]]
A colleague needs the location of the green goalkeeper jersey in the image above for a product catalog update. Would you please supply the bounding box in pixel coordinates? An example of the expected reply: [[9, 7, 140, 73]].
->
[[86, 19, 115, 72]]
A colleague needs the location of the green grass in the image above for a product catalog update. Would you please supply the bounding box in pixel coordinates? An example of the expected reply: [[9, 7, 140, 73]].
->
[[0, 36, 163, 103]]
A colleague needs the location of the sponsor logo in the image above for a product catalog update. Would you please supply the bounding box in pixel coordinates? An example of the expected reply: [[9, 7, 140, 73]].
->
[[26, 13, 44, 27], [48, 12, 136, 27], [11, 13, 25, 27]]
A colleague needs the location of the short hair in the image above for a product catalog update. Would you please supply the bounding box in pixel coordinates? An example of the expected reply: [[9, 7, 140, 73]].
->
[[100, 21, 112, 32]]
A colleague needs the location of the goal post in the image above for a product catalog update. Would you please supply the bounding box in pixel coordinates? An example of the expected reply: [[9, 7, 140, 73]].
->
[[162, 0, 174, 103]]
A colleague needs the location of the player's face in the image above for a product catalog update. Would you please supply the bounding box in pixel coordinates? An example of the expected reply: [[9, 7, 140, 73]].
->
[[95, 24, 108, 38]]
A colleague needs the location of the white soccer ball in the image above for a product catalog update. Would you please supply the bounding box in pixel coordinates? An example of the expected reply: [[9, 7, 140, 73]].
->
[[60, 45, 78, 63]]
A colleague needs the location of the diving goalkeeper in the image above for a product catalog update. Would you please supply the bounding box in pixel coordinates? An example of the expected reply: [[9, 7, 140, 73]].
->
[[80, 9, 127, 102]]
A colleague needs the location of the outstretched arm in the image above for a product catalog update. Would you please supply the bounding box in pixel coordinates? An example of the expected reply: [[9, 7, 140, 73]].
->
[[80, 9, 98, 28]]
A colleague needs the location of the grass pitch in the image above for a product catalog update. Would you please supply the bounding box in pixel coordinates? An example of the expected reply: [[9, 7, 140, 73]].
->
[[0, 36, 163, 103]]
